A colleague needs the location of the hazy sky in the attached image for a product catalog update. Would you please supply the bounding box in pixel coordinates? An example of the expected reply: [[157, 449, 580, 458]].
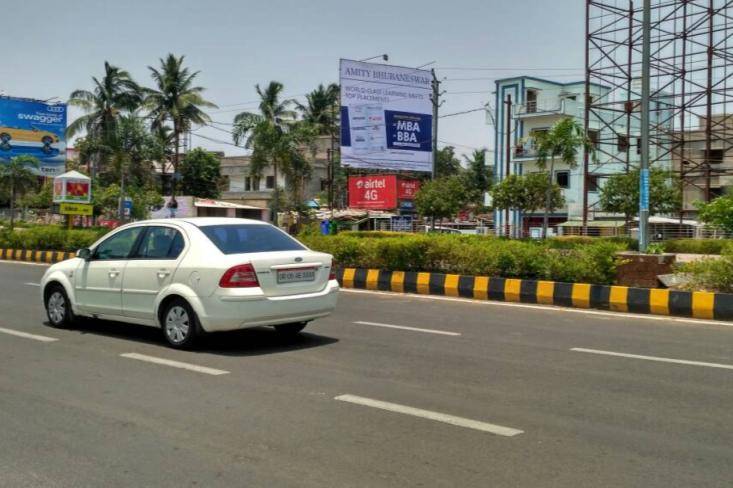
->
[[4, 0, 585, 159]]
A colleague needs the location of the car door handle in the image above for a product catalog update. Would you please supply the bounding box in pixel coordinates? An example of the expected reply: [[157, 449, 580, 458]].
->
[[157, 269, 171, 278], [108, 269, 120, 278]]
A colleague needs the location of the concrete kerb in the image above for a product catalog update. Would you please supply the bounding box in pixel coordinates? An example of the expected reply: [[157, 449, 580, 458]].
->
[[0, 249, 76, 264], [337, 268, 733, 321]]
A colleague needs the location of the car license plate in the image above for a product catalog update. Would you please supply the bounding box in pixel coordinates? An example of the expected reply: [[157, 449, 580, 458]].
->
[[277, 268, 316, 284]]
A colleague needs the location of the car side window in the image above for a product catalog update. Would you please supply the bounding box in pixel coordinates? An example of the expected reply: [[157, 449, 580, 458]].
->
[[135, 227, 185, 259], [93, 228, 143, 260]]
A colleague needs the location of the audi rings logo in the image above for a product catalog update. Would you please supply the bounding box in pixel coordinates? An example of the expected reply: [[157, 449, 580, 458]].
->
[[46, 105, 65, 113]]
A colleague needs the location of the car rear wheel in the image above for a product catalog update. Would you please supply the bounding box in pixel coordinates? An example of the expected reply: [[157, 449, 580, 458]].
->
[[274, 322, 307, 336], [45, 284, 74, 328], [162, 298, 199, 349]]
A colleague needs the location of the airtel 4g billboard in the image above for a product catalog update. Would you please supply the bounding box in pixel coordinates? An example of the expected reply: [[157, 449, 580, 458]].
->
[[348, 175, 398, 209]]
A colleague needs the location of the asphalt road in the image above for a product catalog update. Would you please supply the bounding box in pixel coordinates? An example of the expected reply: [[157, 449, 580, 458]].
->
[[1, 260, 733, 487]]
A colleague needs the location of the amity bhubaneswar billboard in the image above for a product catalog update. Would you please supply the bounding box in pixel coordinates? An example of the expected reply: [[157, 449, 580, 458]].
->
[[0, 96, 67, 176], [340, 59, 432, 173]]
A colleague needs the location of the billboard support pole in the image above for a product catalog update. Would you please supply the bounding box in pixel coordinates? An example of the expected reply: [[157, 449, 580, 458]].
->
[[639, 0, 651, 253], [430, 69, 442, 180]]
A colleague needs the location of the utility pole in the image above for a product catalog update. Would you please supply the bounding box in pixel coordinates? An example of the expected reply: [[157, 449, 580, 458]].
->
[[504, 94, 512, 238], [639, 0, 651, 252], [430, 69, 443, 180], [329, 103, 337, 212]]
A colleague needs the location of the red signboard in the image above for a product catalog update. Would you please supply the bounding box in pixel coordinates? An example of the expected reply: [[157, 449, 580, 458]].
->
[[397, 179, 421, 199], [348, 175, 398, 209]]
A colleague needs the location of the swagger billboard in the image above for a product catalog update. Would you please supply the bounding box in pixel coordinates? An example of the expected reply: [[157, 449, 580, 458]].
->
[[0, 96, 67, 176], [340, 59, 432, 173]]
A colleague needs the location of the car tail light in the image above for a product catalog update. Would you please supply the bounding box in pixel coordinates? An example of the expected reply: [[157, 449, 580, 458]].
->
[[219, 264, 259, 288], [329, 263, 337, 281]]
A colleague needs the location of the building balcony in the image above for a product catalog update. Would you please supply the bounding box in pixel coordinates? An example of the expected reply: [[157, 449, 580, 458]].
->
[[514, 142, 538, 159], [515, 98, 581, 119]]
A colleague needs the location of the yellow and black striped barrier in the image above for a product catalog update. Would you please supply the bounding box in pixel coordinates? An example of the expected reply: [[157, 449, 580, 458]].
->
[[336, 268, 733, 321], [0, 249, 76, 264]]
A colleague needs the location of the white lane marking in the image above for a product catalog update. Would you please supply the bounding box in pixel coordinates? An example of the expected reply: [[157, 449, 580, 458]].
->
[[335, 394, 523, 437], [342, 288, 733, 328], [120, 353, 229, 376], [571, 348, 733, 370], [24, 282, 40, 287], [0, 260, 49, 267], [354, 320, 461, 336], [0, 326, 58, 342]]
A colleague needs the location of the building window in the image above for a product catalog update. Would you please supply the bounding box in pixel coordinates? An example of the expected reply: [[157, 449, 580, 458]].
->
[[266, 175, 275, 189], [526, 89, 538, 113], [588, 175, 600, 192], [617, 134, 629, 152], [555, 170, 570, 189], [252, 177, 260, 191], [245, 177, 251, 191], [588, 130, 599, 148]]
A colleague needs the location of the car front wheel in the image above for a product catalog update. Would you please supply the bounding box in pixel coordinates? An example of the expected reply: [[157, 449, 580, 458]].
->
[[45, 285, 74, 328], [162, 298, 199, 349]]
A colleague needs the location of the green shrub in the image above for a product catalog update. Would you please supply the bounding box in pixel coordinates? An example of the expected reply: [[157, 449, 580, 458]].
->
[[662, 239, 731, 255], [300, 233, 626, 284], [677, 245, 733, 293], [0, 226, 108, 252]]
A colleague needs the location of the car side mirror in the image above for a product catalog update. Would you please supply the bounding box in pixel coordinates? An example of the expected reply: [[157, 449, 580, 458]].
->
[[77, 248, 92, 261]]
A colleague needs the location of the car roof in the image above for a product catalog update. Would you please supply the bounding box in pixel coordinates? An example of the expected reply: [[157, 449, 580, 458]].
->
[[134, 217, 270, 227]]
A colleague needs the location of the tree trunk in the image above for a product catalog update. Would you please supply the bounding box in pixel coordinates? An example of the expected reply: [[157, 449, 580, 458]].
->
[[118, 168, 126, 222], [542, 156, 555, 239], [272, 161, 279, 226], [172, 127, 180, 197], [9, 180, 15, 230]]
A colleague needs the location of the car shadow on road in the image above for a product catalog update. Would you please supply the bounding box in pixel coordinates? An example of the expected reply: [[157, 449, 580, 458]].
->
[[59, 319, 339, 357]]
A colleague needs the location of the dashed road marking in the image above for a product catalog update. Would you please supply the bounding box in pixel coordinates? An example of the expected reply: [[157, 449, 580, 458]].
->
[[120, 353, 229, 376], [0, 326, 58, 343], [24, 282, 40, 287], [571, 347, 733, 370], [354, 321, 461, 336], [335, 394, 523, 437]]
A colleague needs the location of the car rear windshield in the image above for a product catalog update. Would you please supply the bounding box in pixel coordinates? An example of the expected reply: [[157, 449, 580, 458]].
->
[[199, 224, 306, 254]]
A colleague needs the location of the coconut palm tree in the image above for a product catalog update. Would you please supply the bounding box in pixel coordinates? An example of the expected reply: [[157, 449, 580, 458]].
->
[[0, 155, 39, 229], [145, 54, 216, 196], [66, 61, 142, 177], [232, 81, 297, 224], [534, 117, 592, 238], [297, 83, 339, 135]]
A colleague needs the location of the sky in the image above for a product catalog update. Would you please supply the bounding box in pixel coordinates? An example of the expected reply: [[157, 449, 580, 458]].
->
[[3, 0, 586, 161]]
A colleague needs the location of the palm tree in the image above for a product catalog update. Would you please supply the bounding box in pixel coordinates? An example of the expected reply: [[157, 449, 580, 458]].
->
[[232, 81, 297, 224], [145, 54, 216, 196], [0, 155, 39, 229], [67, 61, 142, 177], [297, 83, 339, 135], [534, 118, 592, 238]]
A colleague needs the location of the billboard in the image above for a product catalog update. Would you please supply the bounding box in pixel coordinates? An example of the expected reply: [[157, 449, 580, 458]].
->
[[397, 178, 421, 199], [0, 96, 67, 176], [348, 175, 398, 209], [340, 59, 433, 172], [53, 171, 91, 203]]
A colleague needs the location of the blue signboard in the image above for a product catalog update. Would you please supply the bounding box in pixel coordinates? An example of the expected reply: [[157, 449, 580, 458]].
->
[[639, 168, 650, 211], [0, 96, 67, 176], [385, 111, 432, 152], [391, 215, 413, 232]]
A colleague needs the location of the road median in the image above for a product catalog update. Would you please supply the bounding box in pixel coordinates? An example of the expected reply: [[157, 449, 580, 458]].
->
[[0, 248, 76, 264], [337, 267, 733, 321]]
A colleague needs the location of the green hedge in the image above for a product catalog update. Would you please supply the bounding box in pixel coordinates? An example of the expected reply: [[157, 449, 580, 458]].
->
[[0, 226, 109, 252], [662, 239, 733, 255], [301, 233, 627, 285]]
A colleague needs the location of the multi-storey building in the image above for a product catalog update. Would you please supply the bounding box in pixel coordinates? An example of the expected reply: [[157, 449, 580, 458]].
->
[[492, 76, 671, 237], [220, 135, 332, 209]]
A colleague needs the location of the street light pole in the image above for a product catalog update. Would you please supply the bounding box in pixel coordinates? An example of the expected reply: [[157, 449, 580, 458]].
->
[[639, 0, 651, 252]]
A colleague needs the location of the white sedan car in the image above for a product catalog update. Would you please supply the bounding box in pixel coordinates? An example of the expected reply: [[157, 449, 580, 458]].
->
[[40, 218, 339, 348]]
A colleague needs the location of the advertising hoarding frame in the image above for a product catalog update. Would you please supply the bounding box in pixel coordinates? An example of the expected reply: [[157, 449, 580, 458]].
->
[[339, 59, 433, 173], [0, 96, 67, 176]]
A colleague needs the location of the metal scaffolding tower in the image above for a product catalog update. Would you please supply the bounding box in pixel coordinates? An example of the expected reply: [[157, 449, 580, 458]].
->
[[584, 0, 733, 227]]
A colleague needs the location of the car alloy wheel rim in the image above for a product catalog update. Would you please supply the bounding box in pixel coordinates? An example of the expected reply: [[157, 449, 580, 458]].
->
[[48, 291, 65, 324], [165, 306, 190, 344]]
